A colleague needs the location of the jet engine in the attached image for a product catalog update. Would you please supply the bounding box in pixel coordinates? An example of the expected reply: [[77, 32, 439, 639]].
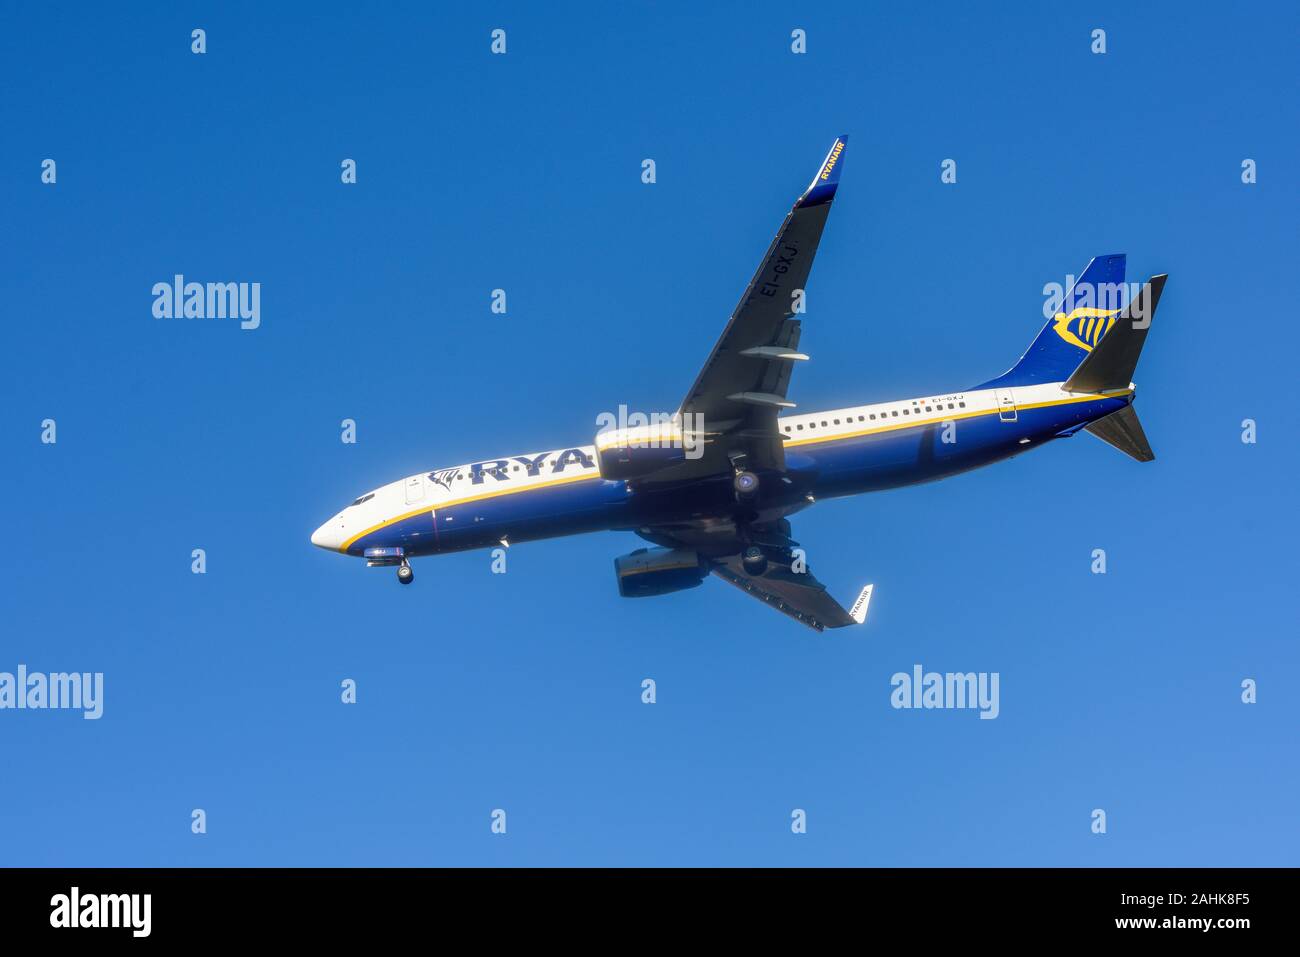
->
[[594, 421, 697, 480], [614, 547, 708, 597]]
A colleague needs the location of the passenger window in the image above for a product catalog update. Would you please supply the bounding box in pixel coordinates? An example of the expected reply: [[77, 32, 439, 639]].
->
[[797, 424, 804, 431], [834, 419, 840, 425], [869, 414, 876, 420], [959, 401, 966, 408]]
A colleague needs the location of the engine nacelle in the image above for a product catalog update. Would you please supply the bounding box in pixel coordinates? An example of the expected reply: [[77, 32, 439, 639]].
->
[[594, 422, 694, 480], [614, 547, 708, 598]]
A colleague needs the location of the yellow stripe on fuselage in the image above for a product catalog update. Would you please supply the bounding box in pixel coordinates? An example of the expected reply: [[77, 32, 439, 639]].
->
[[783, 389, 1131, 449]]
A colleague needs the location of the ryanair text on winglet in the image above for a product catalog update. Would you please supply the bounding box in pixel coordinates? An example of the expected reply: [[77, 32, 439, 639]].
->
[[820, 140, 844, 180]]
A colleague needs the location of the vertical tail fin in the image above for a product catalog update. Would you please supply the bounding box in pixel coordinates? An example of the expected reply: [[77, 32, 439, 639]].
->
[[980, 254, 1127, 388]]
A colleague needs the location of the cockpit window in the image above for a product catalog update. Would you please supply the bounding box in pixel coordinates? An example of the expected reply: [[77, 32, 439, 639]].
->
[[349, 493, 376, 507]]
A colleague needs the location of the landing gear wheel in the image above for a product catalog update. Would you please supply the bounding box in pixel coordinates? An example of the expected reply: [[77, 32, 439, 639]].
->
[[397, 561, 414, 585], [741, 545, 768, 575], [733, 470, 759, 501]]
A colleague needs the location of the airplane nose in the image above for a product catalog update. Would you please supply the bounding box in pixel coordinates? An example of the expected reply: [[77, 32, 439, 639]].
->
[[311, 519, 343, 551]]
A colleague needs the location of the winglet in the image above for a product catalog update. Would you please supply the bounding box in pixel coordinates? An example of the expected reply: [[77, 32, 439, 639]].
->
[[796, 135, 848, 209], [848, 583, 874, 625]]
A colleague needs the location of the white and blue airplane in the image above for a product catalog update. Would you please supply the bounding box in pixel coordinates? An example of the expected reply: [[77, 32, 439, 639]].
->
[[311, 136, 1165, 631]]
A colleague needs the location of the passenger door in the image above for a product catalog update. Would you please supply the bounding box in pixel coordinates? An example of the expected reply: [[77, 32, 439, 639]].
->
[[995, 388, 1017, 422], [404, 474, 425, 505]]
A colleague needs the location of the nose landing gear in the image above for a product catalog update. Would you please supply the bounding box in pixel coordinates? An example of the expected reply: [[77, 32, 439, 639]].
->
[[397, 560, 414, 585]]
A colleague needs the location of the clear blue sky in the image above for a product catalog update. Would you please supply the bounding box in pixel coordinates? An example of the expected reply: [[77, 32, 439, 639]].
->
[[3, 1, 1296, 866]]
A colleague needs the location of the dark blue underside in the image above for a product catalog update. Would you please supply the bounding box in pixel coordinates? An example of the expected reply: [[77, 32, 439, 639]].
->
[[348, 394, 1129, 558]]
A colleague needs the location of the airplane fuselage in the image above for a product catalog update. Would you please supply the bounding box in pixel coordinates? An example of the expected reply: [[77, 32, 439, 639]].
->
[[310, 381, 1133, 559]]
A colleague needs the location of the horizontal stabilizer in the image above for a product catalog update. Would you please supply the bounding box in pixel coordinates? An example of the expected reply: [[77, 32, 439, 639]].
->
[[1065, 275, 1166, 394], [1085, 404, 1154, 462]]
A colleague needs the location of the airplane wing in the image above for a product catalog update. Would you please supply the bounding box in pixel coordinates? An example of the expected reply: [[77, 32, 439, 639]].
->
[[639, 517, 872, 633], [643, 137, 849, 484], [712, 555, 869, 632]]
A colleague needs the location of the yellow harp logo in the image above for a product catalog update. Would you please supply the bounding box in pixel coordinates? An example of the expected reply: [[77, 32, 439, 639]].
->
[[1053, 307, 1121, 352]]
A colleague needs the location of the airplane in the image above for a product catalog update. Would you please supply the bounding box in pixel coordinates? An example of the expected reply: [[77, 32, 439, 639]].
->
[[310, 135, 1166, 631]]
